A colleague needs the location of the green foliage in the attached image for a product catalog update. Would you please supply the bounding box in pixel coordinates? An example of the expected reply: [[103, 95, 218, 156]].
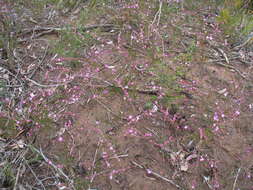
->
[[30, 114, 55, 139], [47, 91, 66, 104], [56, 0, 79, 10], [88, 0, 115, 8], [16, 0, 79, 13], [162, 2, 180, 14], [51, 27, 98, 59], [184, 0, 203, 10], [148, 55, 184, 108], [58, 151, 75, 167], [108, 86, 123, 95], [76, 8, 91, 25], [0, 15, 18, 62], [1, 163, 15, 188], [0, 117, 16, 138], [217, 0, 253, 39], [175, 40, 197, 62], [144, 101, 153, 110], [240, 14, 253, 36], [160, 93, 181, 108], [0, 80, 7, 99], [150, 60, 177, 89], [217, 8, 233, 24], [27, 146, 44, 165]]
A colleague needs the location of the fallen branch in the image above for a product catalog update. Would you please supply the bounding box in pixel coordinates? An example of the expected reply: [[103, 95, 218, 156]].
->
[[217, 47, 229, 64], [25, 77, 67, 88], [27, 145, 75, 189], [232, 168, 241, 190], [89, 140, 101, 187], [206, 40, 229, 64], [13, 165, 22, 190], [18, 24, 118, 42], [25, 159, 46, 190], [29, 44, 49, 79], [233, 32, 253, 50], [151, 0, 163, 26], [131, 161, 185, 190], [89, 79, 160, 95], [209, 61, 246, 79]]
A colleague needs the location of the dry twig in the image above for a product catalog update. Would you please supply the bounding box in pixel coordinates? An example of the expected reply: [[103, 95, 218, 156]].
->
[[151, 0, 163, 26], [89, 140, 101, 187], [27, 145, 76, 190], [131, 161, 185, 190], [25, 77, 67, 88], [232, 167, 241, 190], [210, 61, 246, 79], [233, 32, 253, 50]]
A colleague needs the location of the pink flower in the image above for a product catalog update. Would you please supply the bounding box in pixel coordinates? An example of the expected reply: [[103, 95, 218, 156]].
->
[[58, 136, 63, 142], [144, 133, 152, 137], [213, 112, 219, 121], [235, 110, 240, 116], [146, 169, 152, 174], [199, 156, 205, 162]]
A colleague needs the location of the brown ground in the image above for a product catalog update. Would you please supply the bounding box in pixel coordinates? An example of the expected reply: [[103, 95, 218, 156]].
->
[[1, 0, 253, 190]]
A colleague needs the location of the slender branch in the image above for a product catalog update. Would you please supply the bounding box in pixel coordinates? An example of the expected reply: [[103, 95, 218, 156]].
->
[[232, 168, 241, 190], [25, 159, 46, 190], [25, 77, 67, 88], [29, 44, 49, 79], [13, 165, 22, 190], [131, 161, 185, 190], [209, 61, 246, 79]]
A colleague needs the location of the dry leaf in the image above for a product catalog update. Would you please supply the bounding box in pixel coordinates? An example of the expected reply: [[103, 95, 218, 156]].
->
[[218, 88, 227, 94]]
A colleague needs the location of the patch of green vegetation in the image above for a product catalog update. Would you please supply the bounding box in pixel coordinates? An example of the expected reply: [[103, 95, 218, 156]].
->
[[88, 0, 115, 8], [37, 116, 55, 128], [1, 163, 15, 188], [216, 8, 240, 35], [47, 91, 66, 104], [147, 46, 185, 108], [108, 86, 123, 96], [160, 93, 183, 108], [204, 127, 215, 140], [175, 66, 187, 78], [70, 60, 84, 70], [143, 95, 158, 110], [16, 0, 80, 15], [55, 0, 79, 11], [175, 39, 197, 62], [30, 114, 55, 139], [150, 59, 179, 90], [0, 80, 7, 99], [240, 14, 253, 37], [74, 177, 89, 190], [51, 27, 98, 60], [217, 0, 253, 40], [189, 131, 200, 142], [0, 17, 18, 66], [27, 146, 44, 165], [0, 117, 17, 138], [184, 0, 203, 10], [144, 101, 154, 110], [162, 2, 180, 15], [57, 149, 75, 168], [76, 7, 91, 26]]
